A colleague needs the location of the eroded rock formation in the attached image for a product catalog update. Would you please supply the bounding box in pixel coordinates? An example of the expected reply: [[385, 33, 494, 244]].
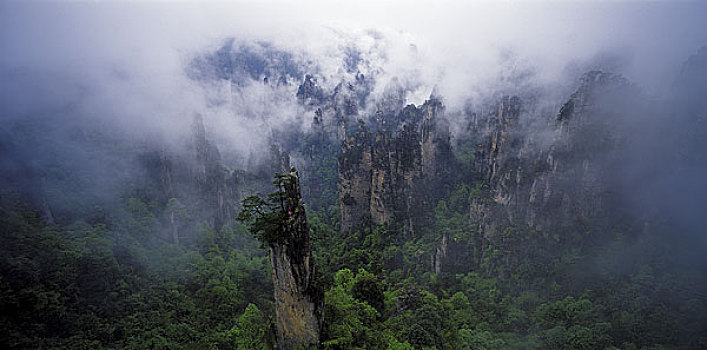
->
[[338, 97, 451, 234], [339, 120, 373, 232], [269, 169, 323, 350], [139, 115, 241, 243], [471, 72, 633, 236], [434, 71, 639, 273]]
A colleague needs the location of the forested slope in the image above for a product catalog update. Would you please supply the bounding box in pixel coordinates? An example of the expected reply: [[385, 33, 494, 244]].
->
[[1, 39, 706, 350]]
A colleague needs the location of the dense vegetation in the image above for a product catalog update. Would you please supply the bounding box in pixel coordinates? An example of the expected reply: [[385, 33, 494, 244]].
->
[[3, 1, 707, 348], [2, 128, 706, 350], [0, 190, 274, 349]]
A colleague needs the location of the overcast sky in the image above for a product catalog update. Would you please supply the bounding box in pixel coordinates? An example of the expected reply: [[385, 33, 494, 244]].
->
[[3, 1, 707, 85], [1, 1, 706, 148]]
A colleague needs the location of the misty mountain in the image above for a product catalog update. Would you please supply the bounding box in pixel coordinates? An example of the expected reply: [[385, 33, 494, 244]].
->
[[2, 2, 707, 349]]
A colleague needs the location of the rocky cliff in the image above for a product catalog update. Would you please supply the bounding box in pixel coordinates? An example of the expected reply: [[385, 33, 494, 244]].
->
[[338, 120, 373, 232], [269, 169, 323, 350], [473, 72, 632, 234], [140, 114, 241, 243], [433, 71, 641, 271], [191, 114, 241, 232], [434, 71, 640, 273], [338, 97, 451, 234], [297, 72, 372, 143]]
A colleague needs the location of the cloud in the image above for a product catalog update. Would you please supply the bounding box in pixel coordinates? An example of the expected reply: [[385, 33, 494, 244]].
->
[[1, 0, 706, 182]]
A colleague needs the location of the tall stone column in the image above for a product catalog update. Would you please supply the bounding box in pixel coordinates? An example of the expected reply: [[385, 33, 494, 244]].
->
[[269, 169, 323, 349]]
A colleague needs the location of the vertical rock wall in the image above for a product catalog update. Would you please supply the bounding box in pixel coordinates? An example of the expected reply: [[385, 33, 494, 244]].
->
[[339, 121, 373, 232], [434, 72, 638, 274], [270, 169, 323, 350], [471, 72, 634, 237], [338, 97, 450, 234]]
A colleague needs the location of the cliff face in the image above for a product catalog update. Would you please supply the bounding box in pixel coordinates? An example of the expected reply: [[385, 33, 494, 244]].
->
[[269, 169, 323, 350], [432, 72, 640, 274], [140, 115, 241, 243], [339, 121, 373, 232], [470, 71, 634, 238], [191, 114, 241, 232], [421, 98, 452, 186], [298, 73, 371, 143], [338, 97, 451, 234]]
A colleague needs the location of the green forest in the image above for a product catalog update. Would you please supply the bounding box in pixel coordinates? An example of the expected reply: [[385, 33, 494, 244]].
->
[[2, 3, 707, 349], [2, 130, 705, 349]]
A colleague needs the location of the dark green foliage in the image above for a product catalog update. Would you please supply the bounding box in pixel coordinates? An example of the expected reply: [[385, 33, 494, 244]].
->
[[237, 194, 288, 246], [322, 269, 383, 350], [5, 168, 706, 350], [236, 173, 300, 247], [3, 114, 707, 350], [351, 273, 385, 314], [229, 303, 275, 350], [307, 180, 707, 350], [0, 191, 273, 350]]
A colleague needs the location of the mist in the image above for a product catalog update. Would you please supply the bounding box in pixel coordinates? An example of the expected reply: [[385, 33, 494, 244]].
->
[[3, 2, 707, 349], [1, 0, 706, 215]]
